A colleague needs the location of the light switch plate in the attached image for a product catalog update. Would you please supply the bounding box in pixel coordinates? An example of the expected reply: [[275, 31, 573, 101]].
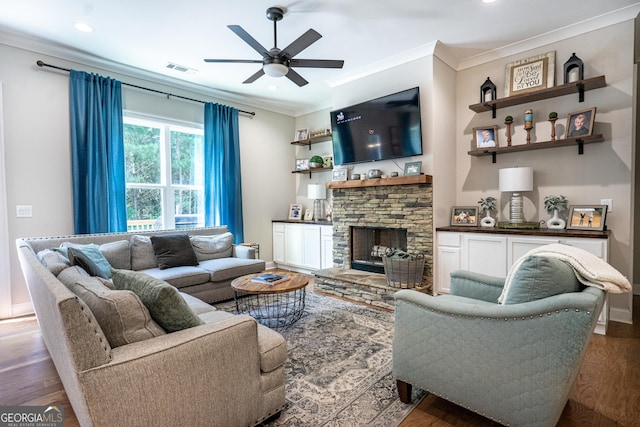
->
[[16, 205, 33, 217], [600, 199, 612, 213]]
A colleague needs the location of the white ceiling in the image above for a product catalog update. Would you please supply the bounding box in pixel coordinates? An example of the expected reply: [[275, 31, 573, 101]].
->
[[1, 0, 639, 116]]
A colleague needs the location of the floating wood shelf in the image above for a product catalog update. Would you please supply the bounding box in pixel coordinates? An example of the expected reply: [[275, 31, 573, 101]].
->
[[468, 76, 606, 117], [468, 134, 604, 163], [291, 167, 332, 177], [291, 134, 332, 149], [326, 174, 432, 189]]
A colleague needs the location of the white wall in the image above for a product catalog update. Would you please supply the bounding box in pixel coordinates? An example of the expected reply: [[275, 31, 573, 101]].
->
[[455, 21, 635, 322], [0, 43, 294, 316]]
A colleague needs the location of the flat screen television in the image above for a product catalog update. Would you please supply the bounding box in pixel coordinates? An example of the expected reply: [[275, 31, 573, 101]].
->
[[330, 87, 423, 166]]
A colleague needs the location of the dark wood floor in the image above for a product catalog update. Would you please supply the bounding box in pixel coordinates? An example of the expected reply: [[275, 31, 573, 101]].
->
[[1, 291, 638, 426]]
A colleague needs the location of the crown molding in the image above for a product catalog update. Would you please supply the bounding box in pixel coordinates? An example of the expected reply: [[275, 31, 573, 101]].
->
[[457, 4, 640, 70]]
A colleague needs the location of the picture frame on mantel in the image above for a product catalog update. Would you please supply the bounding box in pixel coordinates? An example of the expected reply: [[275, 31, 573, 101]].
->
[[566, 205, 607, 231], [404, 161, 422, 176], [450, 206, 478, 227], [505, 51, 555, 96]]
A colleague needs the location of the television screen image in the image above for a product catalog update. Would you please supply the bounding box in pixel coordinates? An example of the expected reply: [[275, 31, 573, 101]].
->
[[330, 87, 423, 165]]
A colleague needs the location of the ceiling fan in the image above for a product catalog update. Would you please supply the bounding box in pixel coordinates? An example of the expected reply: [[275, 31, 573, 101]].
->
[[204, 7, 344, 87]]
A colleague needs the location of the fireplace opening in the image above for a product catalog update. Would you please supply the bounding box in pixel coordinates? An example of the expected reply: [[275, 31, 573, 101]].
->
[[350, 226, 407, 274]]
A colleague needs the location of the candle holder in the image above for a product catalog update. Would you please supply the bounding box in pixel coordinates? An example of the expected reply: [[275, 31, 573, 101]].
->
[[504, 120, 513, 147], [549, 118, 558, 141], [524, 109, 533, 144]]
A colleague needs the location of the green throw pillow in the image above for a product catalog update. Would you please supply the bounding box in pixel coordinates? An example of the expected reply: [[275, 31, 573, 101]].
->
[[67, 245, 113, 279], [502, 256, 582, 304], [150, 234, 199, 270], [111, 269, 204, 332]]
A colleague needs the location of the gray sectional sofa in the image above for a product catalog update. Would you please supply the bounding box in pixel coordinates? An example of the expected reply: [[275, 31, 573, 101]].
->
[[16, 226, 286, 427]]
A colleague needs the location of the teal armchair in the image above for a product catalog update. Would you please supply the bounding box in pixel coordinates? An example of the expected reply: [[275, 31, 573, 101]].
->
[[392, 266, 605, 427]]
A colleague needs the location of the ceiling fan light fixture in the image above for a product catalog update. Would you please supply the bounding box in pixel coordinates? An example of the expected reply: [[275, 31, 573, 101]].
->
[[263, 62, 288, 77]]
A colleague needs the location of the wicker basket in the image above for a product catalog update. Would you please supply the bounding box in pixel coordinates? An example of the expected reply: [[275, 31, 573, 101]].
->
[[382, 252, 425, 289]]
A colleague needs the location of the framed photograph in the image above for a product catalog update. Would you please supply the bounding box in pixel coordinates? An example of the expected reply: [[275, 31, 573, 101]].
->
[[567, 205, 607, 231], [404, 161, 422, 176], [288, 203, 303, 220], [295, 128, 309, 141], [565, 107, 596, 139], [304, 209, 313, 221], [505, 51, 555, 96], [295, 158, 309, 171], [450, 206, 478, 227], [472, 126, 498, 149], [332, 168, 348, 181]]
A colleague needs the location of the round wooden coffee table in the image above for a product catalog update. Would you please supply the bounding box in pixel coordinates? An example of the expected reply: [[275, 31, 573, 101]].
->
[[231, 272, 309, 330]]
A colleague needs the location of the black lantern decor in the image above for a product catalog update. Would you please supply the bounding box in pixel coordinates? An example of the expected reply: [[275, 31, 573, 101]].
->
[[480, 77, 497, 104], [563, 53, 584, 84]]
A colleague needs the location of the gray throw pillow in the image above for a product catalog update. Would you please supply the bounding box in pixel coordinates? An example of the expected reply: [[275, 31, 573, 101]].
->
[[502, 256, 582, 304], [150, 234, 199, 270], [67, 245, 113, 279], [111, 269, 204, 332]]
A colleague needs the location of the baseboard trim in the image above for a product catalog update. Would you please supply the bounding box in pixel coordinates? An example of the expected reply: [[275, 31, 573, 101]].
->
[[11, 301, 34, 318], [609, 307, 633, 325]]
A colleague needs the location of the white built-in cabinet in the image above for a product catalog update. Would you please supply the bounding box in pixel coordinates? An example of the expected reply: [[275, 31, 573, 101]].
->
[[272, 221, 333, 271], [435, 228, 610, 334]]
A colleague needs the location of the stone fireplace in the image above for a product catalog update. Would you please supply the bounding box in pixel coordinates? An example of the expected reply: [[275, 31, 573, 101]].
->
[[315, 176, 433, 309]]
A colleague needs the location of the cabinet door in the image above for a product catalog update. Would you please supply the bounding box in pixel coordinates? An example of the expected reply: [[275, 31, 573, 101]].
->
[[507, 237, 560, 267], [462, 235, 508, 277], [301, 225, 321, 269], [436, 246, 460, 294], [272, 223, 285, 263], [285, 224, 303, 266], [321, 226, 333, 269]]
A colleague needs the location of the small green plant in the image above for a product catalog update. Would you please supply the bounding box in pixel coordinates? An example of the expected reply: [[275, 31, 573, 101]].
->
[[478, 196, 497, 212], [309, 155, 324, 164], [543, 195, 568, 213], [504, 115, 513, 122], [548, 111, 558, 119]]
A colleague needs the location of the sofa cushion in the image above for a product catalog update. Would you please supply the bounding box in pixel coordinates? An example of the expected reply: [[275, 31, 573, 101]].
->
[[180, 292, 216, 315], [65, 275, 165, 347], [140, 266, 211, 289], [57, 265, 91, 285], [111, 269, 204, 332], [190, 233, 234, 261], [37, 249, 70, 276], [67, 245, 113, 279], [99, 240, 131, 270], [150, 234, 199, 269], [198, 258, 265, 282], [130, 235, 157, 271], [501, 256, 582, 304]]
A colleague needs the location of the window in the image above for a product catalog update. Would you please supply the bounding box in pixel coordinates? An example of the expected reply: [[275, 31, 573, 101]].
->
[[124, 114, 204, 231]]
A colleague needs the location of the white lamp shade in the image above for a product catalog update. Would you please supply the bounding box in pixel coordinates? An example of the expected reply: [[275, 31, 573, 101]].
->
[[499, 167, 533, 192], [308, 184, 326, 200]]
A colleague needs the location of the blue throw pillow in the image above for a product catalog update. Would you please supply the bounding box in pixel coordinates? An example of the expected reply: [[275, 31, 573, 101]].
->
[[67, 245, 113, 279], [502, 256, 582, 304]]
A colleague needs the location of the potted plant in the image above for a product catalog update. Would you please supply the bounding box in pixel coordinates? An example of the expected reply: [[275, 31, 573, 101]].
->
[[543, 194, 568, 229], [478, 196, 497, 227]]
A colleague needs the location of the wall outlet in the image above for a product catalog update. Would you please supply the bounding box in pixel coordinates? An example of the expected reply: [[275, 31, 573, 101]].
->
[[600, 199, 612, 213], [16, 205, 33, 218]]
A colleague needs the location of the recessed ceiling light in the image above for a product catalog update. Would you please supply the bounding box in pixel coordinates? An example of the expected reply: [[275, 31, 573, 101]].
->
[[74, 22, 94, 32], [267, 84, 279, 91], [483, 0, 496, 3]]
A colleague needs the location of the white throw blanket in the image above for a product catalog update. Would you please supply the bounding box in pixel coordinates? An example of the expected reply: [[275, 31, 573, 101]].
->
[[498, 243, 631, 303]]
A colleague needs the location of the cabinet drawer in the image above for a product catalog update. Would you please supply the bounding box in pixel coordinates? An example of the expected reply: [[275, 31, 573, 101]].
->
[[438, 232, 461, 247]]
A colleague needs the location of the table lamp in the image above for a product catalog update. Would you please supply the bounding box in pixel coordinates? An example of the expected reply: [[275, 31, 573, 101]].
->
[[307, 184, 326, 220], [499, 167, 533, 223]]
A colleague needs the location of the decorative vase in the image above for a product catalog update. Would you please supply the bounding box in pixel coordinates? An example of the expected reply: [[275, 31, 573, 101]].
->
[[480, 210, 496, 227], [546, 209, 566, 229]]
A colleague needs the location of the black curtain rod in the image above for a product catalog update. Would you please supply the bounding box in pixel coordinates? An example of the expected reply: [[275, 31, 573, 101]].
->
[[36, 60, 256, 117]]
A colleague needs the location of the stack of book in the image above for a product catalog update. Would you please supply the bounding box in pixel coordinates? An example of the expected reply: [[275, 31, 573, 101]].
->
[[251, 273, 290, 285]]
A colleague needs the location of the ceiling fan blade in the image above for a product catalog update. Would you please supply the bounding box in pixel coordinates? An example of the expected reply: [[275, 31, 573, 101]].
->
[[243, 68, 265, 84], [204, 59, 263, 63], [285, 68, 309, 87], [280, 29, 322, 59], [290, 59, 344, 69], [228, 25, 272, 58]]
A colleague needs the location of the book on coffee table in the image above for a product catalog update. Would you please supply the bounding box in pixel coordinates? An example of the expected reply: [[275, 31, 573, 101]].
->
[[251, 273, 290, 285]]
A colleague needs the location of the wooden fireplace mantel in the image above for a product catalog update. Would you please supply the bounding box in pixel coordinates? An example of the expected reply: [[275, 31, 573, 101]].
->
[[326, 174, 432, 189]]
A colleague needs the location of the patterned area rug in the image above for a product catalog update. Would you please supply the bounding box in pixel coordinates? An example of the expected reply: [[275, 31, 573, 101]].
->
[[216, 292, 425, 426]]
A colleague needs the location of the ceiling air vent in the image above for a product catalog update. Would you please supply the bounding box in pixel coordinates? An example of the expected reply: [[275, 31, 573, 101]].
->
[[165, 63, 197, 74]]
